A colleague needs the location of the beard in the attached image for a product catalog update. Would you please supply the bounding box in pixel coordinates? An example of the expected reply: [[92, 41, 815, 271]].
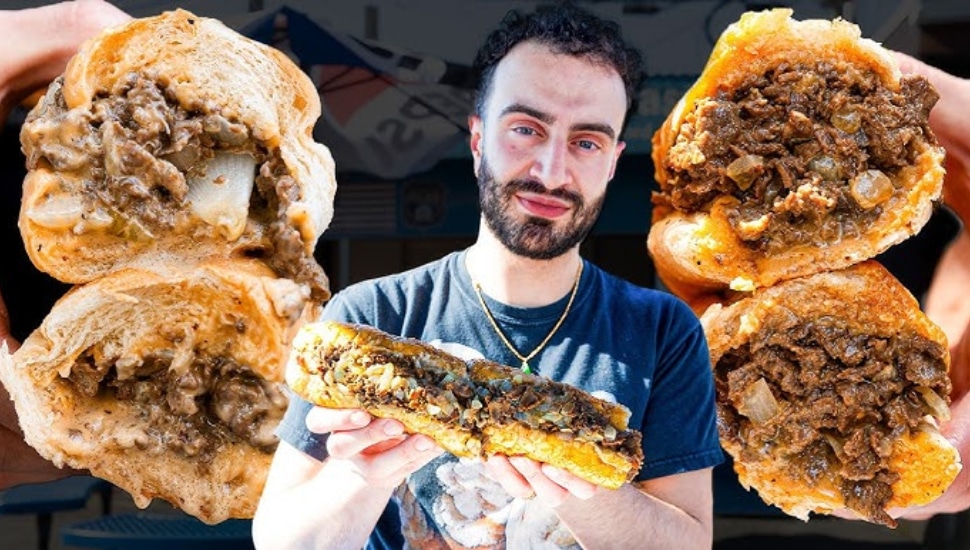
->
[[477, 155, 605, 260]]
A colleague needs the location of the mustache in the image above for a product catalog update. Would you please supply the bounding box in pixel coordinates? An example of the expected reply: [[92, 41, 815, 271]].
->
[[504, 178, 582, 206]]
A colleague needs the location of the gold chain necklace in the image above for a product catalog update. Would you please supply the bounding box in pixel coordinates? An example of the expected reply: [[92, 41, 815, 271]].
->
[[471, 261, 583, 374]]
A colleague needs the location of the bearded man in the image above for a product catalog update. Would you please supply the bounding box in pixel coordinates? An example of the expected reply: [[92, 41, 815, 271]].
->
[[253, 5, 722, 549]]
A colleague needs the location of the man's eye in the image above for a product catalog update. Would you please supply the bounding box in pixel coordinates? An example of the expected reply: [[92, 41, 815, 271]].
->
[[513, 126, 536, 136], [577, 140, 600, 150]]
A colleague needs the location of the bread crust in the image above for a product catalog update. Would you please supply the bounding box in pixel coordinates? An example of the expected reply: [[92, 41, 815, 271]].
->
[[0, 259, 315, 523], [702, 261, 961, 524], [286, 321, 644, 489], [19, 9, 336, 286], [648, 8, 945, 299]]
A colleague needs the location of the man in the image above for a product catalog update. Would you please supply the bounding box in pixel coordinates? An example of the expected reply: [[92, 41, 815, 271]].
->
[[253, 5, 723, 549], [0, 0, 130, 490]]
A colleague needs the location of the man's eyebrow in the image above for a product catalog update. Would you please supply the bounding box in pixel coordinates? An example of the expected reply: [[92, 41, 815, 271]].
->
[[500, 103, 554, 125], [499, 103, 617, 140]]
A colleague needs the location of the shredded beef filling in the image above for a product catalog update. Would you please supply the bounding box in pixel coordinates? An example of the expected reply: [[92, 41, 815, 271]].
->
[[68, 349, 287, 465], [320, 345, 642, 460], [714, 313, 950, 526], [658, 60, 939, 254], [21, 72, 328, 298]]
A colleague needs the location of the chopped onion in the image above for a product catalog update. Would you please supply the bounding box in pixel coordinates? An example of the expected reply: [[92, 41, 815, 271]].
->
[[26, 194, 84, 230], [186, 152, 256, 240], [808, 155, 842, 182], [823, 433, 844, 457], [737, 377, 780, 425], [831, 106, 862, 134], [849, 170, 893, 210], [726, 154, 764, 190], [917, 387, 951, 421]]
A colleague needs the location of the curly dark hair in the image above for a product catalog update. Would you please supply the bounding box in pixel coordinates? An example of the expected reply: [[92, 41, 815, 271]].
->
[[472, 2, 644, 127]]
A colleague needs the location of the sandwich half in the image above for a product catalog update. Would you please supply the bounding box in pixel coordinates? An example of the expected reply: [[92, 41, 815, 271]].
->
[[648, 8, 944, 304], [19, 9, 335, 299], [0, 259, 314, 523], [703, 261, 960, 526]]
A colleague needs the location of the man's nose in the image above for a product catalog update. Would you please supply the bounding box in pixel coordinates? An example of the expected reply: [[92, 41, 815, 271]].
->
[[529, 140, 570, 189]]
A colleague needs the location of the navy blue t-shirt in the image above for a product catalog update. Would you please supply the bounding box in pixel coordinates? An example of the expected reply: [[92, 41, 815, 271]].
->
[[277, 250, 722, 548]]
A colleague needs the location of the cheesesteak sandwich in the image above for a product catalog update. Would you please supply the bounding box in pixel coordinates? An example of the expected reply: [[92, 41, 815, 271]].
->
[[0, 260, 314, 523], [648, 8, 945, 304], [703, 261, 960, 526], [1, 10, 337, 523], [19, 9, 335, 299], [286, 321, 644, 489]]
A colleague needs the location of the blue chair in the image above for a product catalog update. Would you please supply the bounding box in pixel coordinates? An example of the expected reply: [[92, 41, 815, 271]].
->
[[61, 512, 254, 549], [0, 475, 112, 550]]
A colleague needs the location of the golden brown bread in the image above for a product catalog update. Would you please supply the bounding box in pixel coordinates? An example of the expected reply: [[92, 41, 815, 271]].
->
[[702, 261, 960, 525], [0, 259, 315, 523], [648, 8, 944, 302], [286, 321, 644, 489], [19, 9, 335, 296]]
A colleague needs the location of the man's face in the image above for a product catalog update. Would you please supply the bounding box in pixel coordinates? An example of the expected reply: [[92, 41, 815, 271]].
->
[[469, 41, 627, 260]]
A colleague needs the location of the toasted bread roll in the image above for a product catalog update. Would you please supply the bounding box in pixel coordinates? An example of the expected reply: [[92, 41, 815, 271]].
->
[[648, 9, 944, 299], [702, 261, 960, 526], [0, 259, 315, 523], [19, 10, 335, 298], [287, 321, 644, 489]]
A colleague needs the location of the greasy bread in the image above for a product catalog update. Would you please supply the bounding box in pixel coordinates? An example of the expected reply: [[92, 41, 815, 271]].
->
[[702, 261, 960, 525], [287, 321, 644, 489], [0, 259, 314, 523], [19, 9, 335, 297], [648, 9, 944, 302]]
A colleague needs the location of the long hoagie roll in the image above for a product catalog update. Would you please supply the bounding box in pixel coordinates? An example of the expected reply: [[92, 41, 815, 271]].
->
[[286, 321, 644, 489]]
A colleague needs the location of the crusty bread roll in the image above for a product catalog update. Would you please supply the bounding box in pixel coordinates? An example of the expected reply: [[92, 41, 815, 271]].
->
[[702, 261, 960, 526], [0, 259, 314, 523], [287, 321, 644, 489], [648, 8, 944, 301], [19, 9, 335, 298]]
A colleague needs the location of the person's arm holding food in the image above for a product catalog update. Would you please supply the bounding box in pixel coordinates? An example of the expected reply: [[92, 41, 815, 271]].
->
[[0, 0, 130, 123]]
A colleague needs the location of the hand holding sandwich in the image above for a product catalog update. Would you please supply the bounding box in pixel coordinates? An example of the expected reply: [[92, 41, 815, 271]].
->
[[0, 0, 129, 123], [305, 407, 444, 490]]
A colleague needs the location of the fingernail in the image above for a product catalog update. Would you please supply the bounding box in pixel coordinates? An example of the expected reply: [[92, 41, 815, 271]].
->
[[383, 421, 404, 436], [351, 411, 370, 426], [415, 437, 433, 451]]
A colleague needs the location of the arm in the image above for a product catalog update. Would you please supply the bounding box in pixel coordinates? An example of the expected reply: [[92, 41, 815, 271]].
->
[[252, 406, 443, 550], [485, 456, 712, 550]]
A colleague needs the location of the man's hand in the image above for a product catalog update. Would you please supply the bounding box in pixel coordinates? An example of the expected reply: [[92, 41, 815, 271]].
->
[[0, 0, 130, 122], [484, 454, 597, 507], [305, 407, 444, 490]]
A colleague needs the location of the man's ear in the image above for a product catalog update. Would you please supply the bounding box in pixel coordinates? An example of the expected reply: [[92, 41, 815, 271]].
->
[[468, 114, 483, 176], [607, 140, 626, 181]]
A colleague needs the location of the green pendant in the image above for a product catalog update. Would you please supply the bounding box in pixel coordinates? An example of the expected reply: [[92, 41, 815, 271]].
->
[[521, 361, 532, 374]]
